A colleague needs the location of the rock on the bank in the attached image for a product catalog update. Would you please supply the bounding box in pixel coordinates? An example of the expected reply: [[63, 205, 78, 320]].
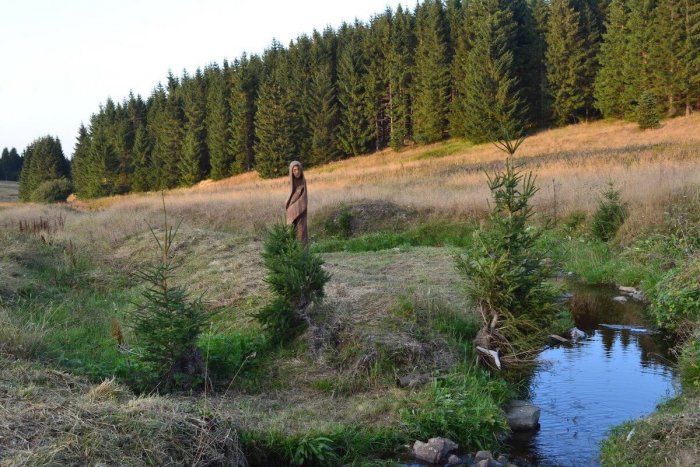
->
[[412, 437, 458, 464], [504, 400, 541, 431]]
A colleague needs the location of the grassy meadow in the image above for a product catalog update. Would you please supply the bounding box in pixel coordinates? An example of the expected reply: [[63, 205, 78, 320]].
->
[[1, 116, 700, 464], [0, 180, 19, 204]]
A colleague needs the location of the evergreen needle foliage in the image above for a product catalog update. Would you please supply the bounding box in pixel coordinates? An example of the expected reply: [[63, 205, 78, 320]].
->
[[591, 182, 629, 241], [456, 135, 561, 365], [128, 197, 210, 390], [637, 91, 662, 129], [257, 224, 330, 344]]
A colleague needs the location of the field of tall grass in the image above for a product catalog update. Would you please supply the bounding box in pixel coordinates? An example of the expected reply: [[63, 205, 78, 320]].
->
[[1, 116, 700, 465]]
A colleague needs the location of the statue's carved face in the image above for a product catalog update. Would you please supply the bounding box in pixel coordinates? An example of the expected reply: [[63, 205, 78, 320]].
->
[[292, 165, 301, 179]]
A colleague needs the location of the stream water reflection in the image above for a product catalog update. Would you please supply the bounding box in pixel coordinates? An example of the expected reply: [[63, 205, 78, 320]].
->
[[506, 284, 678, 466]]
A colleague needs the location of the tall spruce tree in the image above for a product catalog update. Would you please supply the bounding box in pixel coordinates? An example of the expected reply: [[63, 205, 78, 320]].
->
[[388, 5, 415, 150], [130, 122, 152, 192], [18, 136, 70, 201], [179, 71, 209, 186], [148, 80, 184, 190], [511, 0, 542, 126], [546, 0, 590, 124], [365, 12, 392, 152], [680, 0, 700, 114], [308, 62, 340, 166], [206, 65, 233, 180], [306, 30, 339, 165], [529, 0, 552, 123], [0, 147, 22, 181], [229, 54, 262, 173], [621, 0, 657, 119], [453, 0, 524, 142], [594, 0, 629, 118], [86, 126, 119, 197], [288, 35, 314, 160], [336, 23, 373, 156], [254, 45, 299, 178], [0, 148, 7, 180], [70, 124, 91, 197], [412, 0, 451, 144]]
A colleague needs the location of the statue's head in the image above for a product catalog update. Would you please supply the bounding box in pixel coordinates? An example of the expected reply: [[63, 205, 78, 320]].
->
[[289, 160, 303, 179]]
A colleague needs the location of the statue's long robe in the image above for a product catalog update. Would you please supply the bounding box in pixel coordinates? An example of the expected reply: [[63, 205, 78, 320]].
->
[[286, 164, 308, 245]]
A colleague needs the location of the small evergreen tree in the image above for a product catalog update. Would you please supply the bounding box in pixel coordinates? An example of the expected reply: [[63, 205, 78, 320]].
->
[[591, 182, 628, 241], [256, 224, 330, 344], [128, 198, 211, 391], [456, 135, 562, 367]]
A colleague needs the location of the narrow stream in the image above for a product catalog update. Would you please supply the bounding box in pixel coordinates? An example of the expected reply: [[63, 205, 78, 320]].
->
[[506, 284, 678, 466]]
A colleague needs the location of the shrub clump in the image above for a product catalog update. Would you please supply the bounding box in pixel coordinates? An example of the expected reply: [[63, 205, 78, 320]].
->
[[256, 224, 330, 344], [127, 206, 210, 391], [30, 177, 73, 203], [649, 256, 700, 334], [591, 182, 628, 242]]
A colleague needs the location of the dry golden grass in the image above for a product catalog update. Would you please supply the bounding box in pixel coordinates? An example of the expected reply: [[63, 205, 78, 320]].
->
[[0, 180, 18, 203], [0, 356, 246, 466], [2, 116, 699, 252]]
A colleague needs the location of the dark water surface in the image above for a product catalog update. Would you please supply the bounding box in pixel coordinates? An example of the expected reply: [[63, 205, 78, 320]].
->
[[506, 284, 678, 466]]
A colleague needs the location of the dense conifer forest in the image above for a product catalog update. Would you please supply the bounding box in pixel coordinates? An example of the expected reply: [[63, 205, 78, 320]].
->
[[37, 0, 700, 198], [0, 147, 22, 181]]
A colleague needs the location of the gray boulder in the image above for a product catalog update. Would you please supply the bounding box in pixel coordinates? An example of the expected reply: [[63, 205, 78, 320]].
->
[[412, 437, 458, 464], [505, 400, 541, 431], [612, 296, 628, 304], [474, 450, 493, 462], [619, 286, 645, 301]]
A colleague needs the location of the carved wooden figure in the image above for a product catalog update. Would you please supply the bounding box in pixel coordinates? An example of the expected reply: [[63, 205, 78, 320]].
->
[[285, 161, 308, 246]]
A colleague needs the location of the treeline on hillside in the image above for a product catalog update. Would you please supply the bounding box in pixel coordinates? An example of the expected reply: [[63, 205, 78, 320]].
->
[[18, 136, 71, 202], [67, 0, 699, 198], [0, 148, 22, 181]]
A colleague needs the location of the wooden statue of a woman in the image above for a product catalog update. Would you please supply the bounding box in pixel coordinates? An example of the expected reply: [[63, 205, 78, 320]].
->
[[285, 160, 308, 246]]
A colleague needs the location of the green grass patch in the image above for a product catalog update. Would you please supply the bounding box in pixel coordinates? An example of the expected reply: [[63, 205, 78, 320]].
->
[[313, 220, 477, 253], [401, 365, 510, 450], [241, 424, 408, 466], [410, 139, 474, 161], [600, 394, 700, 466]]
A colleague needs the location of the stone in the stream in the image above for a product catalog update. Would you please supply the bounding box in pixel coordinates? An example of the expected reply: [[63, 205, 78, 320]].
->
[[497, 454, 509, 465], [475, 460, 503, 467], [412, 437, 458, 464], [505, 400, 541, 431], [619, 286, 645, 301], [612, 295, 628, 304], [570, 327, 586, 342], [474, 450, 493, 462], [447, 454, 462, 465]]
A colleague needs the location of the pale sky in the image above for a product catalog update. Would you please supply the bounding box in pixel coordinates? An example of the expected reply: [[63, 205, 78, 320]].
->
[[0, 0, 407, 157]]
